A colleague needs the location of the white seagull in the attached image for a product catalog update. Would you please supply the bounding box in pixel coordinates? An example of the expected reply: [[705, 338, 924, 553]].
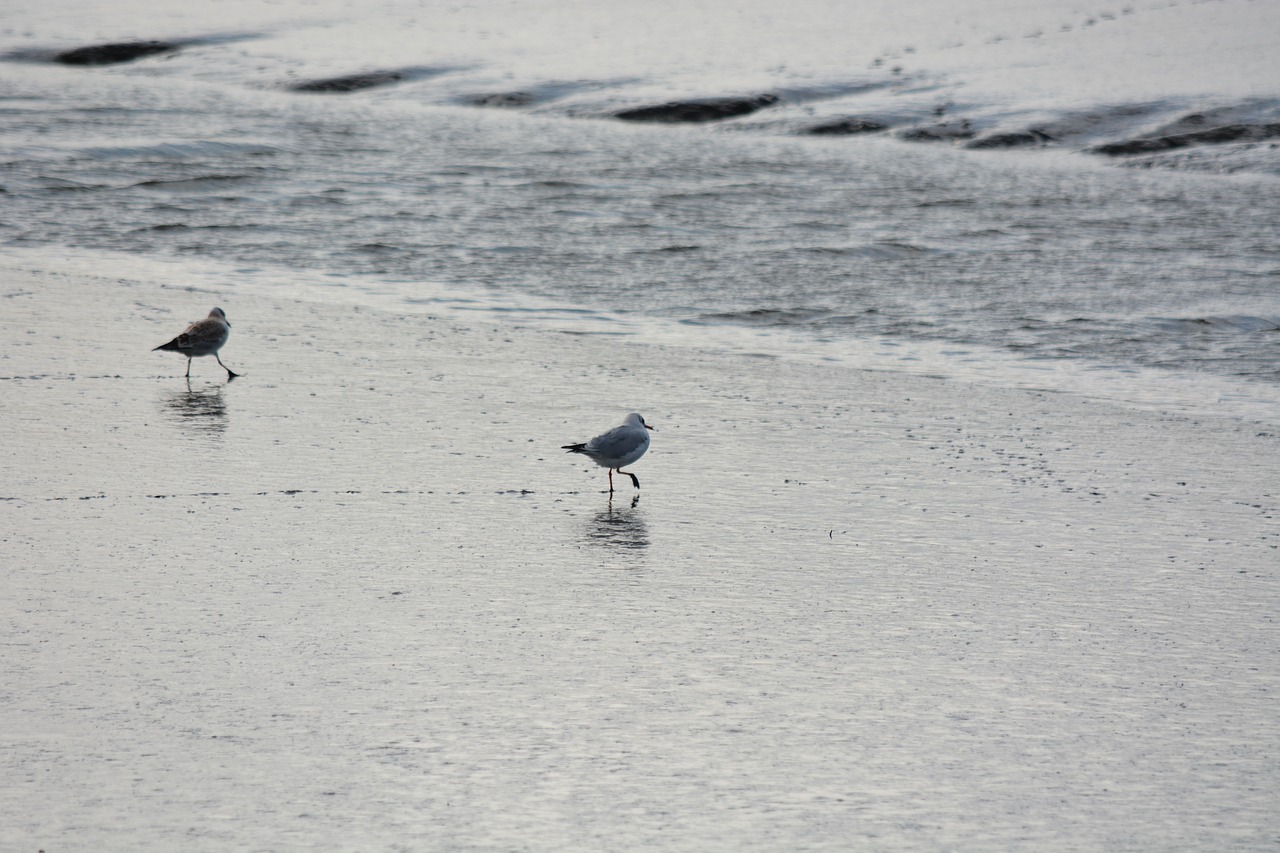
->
[[153, 307, 240, 380], [563, 412, 655, 493]]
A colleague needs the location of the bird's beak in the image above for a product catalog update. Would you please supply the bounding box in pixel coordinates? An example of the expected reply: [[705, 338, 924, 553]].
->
[[646, 424, 655, 431]]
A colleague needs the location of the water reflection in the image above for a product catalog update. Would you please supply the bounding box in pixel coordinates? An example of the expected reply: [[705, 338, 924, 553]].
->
[[160, 383, 228, 437], [584, 495, 649, 551]]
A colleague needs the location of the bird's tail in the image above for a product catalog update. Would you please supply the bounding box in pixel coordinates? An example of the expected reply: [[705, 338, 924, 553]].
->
[[562, 443, 587, 453], [153, 337, 183, 352]]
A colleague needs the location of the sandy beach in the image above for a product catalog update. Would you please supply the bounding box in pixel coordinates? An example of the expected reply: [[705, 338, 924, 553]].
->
[[2, 258, 1278, 850]]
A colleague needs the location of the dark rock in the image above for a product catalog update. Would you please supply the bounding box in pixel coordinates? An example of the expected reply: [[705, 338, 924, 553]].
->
[[1091, 137, 1180, 156], [1090, 123, 1280, 156], [1149, 106, 1273, 138], [1190, 123, 1280, 143], [54, 41, 179, 65], [613, 94, 779, 124], [897, 120, 974, 142], [290, 71, 405, 93], [802, 118, 888, 136], [470, 92, 537, 108], [964, 129, 1056, 149]]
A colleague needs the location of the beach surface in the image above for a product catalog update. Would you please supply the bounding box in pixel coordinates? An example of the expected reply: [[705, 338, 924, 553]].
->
[[2, 258, 1278, 851]]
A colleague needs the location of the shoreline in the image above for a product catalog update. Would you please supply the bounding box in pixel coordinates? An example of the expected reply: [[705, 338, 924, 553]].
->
[[3, 256, 1278, 851], [8, 244, 1280, 430]]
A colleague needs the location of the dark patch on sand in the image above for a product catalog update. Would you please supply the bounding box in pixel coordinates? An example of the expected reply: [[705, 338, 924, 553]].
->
[[802, 118, 889, 136], [469, 91, 538, 108], [1089, 122, 1280, 156], [964, 129, 1057, 149], [54, 40, 180, 65], [897, 120, 976, 142], [613, 94, 780, 123], [289, 71, 405, 93]]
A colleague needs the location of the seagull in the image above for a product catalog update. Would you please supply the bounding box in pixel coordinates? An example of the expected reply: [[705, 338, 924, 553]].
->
[[563, 412, 655, 493], [153, 307, 240, 380]]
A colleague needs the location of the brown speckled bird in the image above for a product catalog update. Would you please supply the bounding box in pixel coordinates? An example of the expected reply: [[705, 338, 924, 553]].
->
[[153, 307, 240, 380]]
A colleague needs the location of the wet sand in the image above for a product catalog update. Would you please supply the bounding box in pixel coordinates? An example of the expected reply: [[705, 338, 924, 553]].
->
[[2, 259, 1278, 851]]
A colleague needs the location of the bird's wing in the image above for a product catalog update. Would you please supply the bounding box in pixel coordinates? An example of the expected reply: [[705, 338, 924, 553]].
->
[[588, 425, 638, 454]]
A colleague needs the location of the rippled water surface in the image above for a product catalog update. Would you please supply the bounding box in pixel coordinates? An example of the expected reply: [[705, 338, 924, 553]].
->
[[2, 0, 1278, 391]]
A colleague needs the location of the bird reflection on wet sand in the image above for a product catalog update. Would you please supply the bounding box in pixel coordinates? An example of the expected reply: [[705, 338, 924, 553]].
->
[[585, 495, 649, 551], [160, 384, 228, 436]]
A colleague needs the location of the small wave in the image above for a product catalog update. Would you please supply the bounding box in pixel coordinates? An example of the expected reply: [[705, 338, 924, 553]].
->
[[130, 223, 259, 233], [914, 198, 976, 209], [513, 179, 596, 190], [799, 242, 936, 260], [352, 242, 412, 254], [865, 242, 935, 259], [79, 141, 281, 160], [135, 223, 190, 232], [130, 174, 260, 190], [696, 307, 833, 327], [1152, 315, 1280, 334], [623, 244, 705, 256], [32, 177, 103, 192]]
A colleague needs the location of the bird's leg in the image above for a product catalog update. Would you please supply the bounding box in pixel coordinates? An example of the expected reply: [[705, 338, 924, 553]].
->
[[185, 358, 192, 379], [608, 469, 615, 493], [216, 355, 240, 380], [618, 468, 640, 489]]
